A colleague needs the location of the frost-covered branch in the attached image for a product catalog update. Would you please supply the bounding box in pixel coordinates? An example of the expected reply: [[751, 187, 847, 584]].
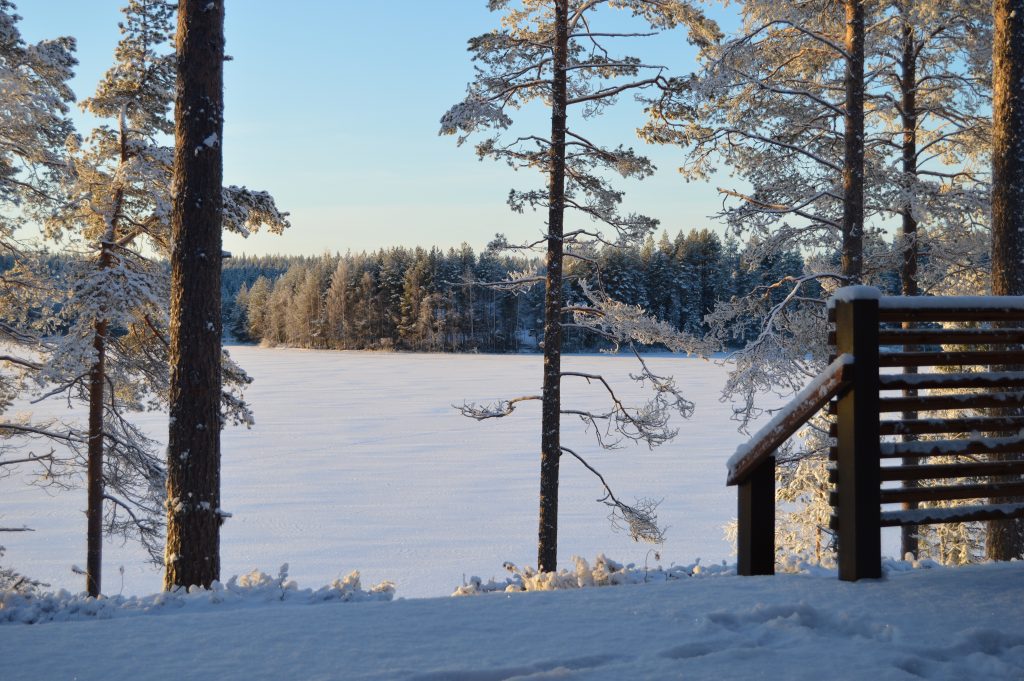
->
[[456, 395, 542, 420], [561, 446, 665, 543]]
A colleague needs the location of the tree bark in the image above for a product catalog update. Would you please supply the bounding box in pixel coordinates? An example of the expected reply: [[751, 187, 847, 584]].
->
[[898, 10, 920, 559], [164, 0, 225, 590], [987, 0, 1024, 561], [84, 117, 129, 596], [538, 0, 569, 573], [85, 298, 108, 598], [841, 0, 865, 281]]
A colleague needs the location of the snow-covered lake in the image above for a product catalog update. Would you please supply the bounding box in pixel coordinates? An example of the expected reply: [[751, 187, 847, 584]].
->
[[4, 348, 766, 597]]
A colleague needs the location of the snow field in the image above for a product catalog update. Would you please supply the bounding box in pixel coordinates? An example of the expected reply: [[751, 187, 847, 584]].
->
[[2, 561, 1023, 680], [4, 348, 765, 597]]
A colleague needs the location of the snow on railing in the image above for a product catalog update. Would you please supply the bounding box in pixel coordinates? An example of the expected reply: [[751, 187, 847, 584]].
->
[[727, 353, 853, 486], [827, 286, 1024, 316]]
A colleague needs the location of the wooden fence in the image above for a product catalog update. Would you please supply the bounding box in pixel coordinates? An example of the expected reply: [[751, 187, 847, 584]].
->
[[727, 287, 1024, 580]]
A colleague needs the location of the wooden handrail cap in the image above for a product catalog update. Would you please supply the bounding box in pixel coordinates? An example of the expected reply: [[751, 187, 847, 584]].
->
[[828, 286, 882, 308]]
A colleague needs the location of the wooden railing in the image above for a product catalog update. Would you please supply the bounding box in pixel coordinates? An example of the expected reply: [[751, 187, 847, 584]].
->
[[728, 286, 1024, 580]]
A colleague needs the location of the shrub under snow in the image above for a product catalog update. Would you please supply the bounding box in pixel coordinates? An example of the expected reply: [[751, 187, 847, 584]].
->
[[453, 554, 732, 595], [0, 564, 394, 625]]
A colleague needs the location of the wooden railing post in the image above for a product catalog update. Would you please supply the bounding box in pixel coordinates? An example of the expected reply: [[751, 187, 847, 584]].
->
[[833, 287, 882, 581], [737, 454, 775, 575]]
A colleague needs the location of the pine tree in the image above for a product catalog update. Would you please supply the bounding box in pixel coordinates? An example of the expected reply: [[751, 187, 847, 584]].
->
[[245, 275, 272, 342], [44, 0, 179, 596], [165, 0, 226, 590], [324, 258, 351, 347], [31, 0, 287, 595], [229, 283, 250, 342], [443, 0, 716, 571], [0, 1, 77, 481]]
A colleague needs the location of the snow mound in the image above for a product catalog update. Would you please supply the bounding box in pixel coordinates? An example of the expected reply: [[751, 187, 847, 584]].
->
[[0, 564, 394, 625], [453, 554, 733, 595], [453, 552, 950, 595]]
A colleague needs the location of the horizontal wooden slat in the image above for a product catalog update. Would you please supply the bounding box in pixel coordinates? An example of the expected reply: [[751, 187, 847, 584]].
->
[[878, 502, 1024, 527], [878, 350, 1024, 368], [877, 328, 1024, 346], [880, 435, 1024, 458], [876, 392, 1024, 413], [824, 463, 1011, 485], [727, 354, 853, 486], [874, 415, 1024, 436], [828, 296, 1024, 324], [878, 461, 1024, 482], [879, 481, 1024, 505], [878, 302, 1024, 322], [878, 371, 1024, 391]]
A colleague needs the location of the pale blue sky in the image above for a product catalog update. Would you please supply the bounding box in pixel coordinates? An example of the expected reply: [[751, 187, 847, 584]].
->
[[17, 1, 738, 256]]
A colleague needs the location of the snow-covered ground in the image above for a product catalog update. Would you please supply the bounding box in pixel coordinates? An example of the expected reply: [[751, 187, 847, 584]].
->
[[4, 348, 1021, 679], [3, 560, 1023, 680], [3, 348, 780, 598]]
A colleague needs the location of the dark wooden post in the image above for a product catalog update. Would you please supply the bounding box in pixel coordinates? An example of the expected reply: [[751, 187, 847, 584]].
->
[[833, 288, 882, 581], [737, 455, 775, 575]]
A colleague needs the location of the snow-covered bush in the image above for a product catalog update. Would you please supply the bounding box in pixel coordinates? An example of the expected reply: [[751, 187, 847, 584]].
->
[[0, 547, 45, 596], [453, 554, 732, 595], [0, 564, 394, 625]]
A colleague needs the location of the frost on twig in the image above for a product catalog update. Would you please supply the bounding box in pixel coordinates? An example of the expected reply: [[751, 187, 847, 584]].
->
[[562, 446, 665, 544], [222, 186, 291, 238], [705, 272, 838, 431], [456, 395, 541, 421], [570, 281, 709, 355]]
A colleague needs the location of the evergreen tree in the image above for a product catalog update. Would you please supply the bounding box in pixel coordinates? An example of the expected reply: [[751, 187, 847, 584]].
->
[[443, 0, 715, 571], [245, 275, 272, 342], [0, 1, 77, 484], [230, 283, 250, 342]]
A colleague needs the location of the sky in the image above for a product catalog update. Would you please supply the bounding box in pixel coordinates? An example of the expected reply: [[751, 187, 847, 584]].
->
[[16, 1, 739, 257]]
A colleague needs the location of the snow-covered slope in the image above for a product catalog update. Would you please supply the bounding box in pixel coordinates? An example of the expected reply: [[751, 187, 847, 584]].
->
[[3, 561, 1022, 680]]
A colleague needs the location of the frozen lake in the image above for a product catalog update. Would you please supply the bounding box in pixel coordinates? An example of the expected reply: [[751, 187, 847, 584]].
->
[[3, 348, 760, 598]]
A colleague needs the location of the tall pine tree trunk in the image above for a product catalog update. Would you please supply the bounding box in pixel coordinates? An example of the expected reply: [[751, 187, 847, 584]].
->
[[538, 0, 569, 573], [987, 0, 1024, 561], [164, 0, 225, 589], [899, 10, 920, 559], [841, 0, 865, 281], [85, 298, 108, 598], [85, 120, 129, 596]]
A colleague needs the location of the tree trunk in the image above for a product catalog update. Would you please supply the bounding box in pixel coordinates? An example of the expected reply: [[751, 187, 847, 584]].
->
[[85, 115, 129, 596], [537, 0, 569, 573], [841, 0, 865, 281], [164, 0, 225, 590], [987, 0, 1024, 561], [85, 293, 108, 598], [898, 11, 920, 559]]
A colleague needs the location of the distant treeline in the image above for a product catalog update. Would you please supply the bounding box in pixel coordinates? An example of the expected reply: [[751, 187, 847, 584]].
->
[[222, 229, 806, 352]]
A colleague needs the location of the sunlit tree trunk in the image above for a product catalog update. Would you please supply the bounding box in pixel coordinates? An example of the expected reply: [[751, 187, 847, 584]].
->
[[85, 281, 108, 598], [538, 0, 569, 573], [85, 125, 128, 597], [898, 7, 920, 559], [165, 0, 226, 589], [987, 0, 1024, 561], [842, 0, 865, 281]]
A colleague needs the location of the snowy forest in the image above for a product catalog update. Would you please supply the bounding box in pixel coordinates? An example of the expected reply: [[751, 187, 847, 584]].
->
[[3, 0, 1024, 676], [220, 232, 810, 352]]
